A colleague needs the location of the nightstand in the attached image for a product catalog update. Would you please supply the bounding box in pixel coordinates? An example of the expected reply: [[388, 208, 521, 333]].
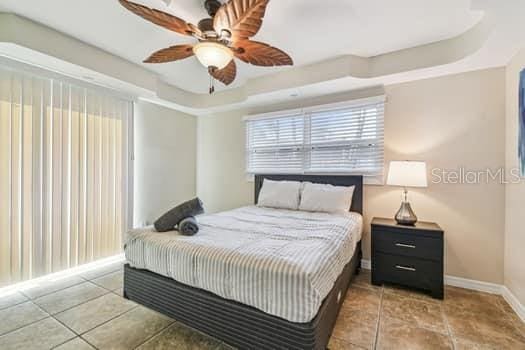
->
[[371, 217, 444, 299]]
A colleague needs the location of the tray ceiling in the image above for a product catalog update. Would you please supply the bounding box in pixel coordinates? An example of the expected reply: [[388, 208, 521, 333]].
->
[[0, 0, 482, 94]]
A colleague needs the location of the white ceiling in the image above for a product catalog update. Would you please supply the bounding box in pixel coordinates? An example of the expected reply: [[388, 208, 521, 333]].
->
[[0, 0, 483, 94]]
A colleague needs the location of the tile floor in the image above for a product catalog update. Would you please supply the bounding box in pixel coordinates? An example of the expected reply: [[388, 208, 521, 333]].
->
[[0, 264, 523, 350]]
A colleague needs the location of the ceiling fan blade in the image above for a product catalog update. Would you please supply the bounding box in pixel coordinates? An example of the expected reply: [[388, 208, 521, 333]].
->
[[213, 0, 270, 41], [209, 60, 237, 86], [233, 40, 293, 67], [144, 44, 195, 63], [118, 0, 201, 37]]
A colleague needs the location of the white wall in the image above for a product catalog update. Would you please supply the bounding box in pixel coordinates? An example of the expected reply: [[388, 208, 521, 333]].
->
[[196, 86, 386, 213], [197, 112, 253, 213], [505, 48, 525, 305], [134, 101, 197, 227], [373, 68, 505, 284], [197, 68, 506, 284]]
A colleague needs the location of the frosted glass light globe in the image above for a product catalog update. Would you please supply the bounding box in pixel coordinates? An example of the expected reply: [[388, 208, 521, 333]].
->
[[193, 42, 233, 70]]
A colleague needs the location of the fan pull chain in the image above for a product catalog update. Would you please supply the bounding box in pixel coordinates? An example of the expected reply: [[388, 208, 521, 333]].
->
[[209, 73, 215, 94]]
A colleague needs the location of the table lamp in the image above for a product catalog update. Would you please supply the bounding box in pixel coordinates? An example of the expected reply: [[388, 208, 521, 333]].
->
[[386, 161, 428, 225]]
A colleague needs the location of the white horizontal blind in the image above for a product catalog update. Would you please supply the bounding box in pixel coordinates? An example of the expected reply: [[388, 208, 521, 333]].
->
[[246, 111, 304, 173], [307, 101, 384, 174], [245, 97, 385, 179], [0, 66, 131, 287]]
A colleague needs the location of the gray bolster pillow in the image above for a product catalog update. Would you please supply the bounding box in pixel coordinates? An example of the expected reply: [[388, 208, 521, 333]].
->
[[154, 198, 204, 232], [178, 216, 199, 236]]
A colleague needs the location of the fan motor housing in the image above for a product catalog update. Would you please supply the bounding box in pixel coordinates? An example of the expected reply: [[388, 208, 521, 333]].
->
[[198, 18, 214, 33], [204, 0, 221, 17]]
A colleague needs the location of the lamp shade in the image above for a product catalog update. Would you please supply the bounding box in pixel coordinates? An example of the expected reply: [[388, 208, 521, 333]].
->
[[386, 161, 428, 188], [193, 41, 234, 70]]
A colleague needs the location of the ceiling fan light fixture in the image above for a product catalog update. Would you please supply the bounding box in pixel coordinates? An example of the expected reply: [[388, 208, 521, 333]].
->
[[118, 0, 293, 89], [193, 41, 233, 70]]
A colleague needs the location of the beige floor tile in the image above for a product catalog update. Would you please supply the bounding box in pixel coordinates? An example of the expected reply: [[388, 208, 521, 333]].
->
[[21, 276, 85, 299], [453, 338, 494, 350], [113, 287, 125, 297], [507, 313, 525, 338], [34, 282, 108, 315], [445, 302, 525, 349], [444, 286, 501, 312], [384, 284, 442, 305], [0, 292, 28, 310], [494, 295, 515, 313], [0, 301, 48, 335], [137, 321, 232, 350], [332, 308, 378, 349], [351, 270, 382, 291], [491, 297, 525, 338], [381, 293, 447, 333], [92, 271, 124, 291], [0, 317, 75, 350], [328, 336, 368, 350], [339, 302, 380, 323], [1, 267, 523, 350], [342, 285, 382, 315], [54, 337, 96, 350], [377, 316, 453, 350], [55, 293, 136, 334], [83, 306, 173, 349], [79, 261, 124, 280]]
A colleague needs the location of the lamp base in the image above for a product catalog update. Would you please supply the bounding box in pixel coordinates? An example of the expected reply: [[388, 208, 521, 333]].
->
[[395, 201, 418, 225]]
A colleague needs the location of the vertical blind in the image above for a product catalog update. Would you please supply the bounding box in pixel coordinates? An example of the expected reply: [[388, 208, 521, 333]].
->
[[0, 66, 131, 287], [245, 96, 385, 179]]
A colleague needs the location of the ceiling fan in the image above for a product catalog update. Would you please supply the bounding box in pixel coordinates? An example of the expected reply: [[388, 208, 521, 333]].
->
[[118, 0, 293, 93]]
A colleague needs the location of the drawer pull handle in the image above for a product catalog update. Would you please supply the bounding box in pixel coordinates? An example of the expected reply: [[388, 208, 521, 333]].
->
[[396, 265, 416, 272], [395, 243, 416, 249]]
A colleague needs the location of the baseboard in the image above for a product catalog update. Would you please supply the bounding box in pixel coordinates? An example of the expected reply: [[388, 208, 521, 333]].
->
[[502, 286, 525, 322], [361, 259, 371, 270], [444, 275, 502, 294], [360, 259, 502, 294], [360, 259, 525, 322]]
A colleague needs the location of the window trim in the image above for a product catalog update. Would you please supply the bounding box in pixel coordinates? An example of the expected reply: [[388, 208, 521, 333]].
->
[[243, 95, 386, 121]]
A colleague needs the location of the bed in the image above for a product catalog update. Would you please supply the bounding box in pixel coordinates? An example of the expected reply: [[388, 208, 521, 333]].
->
[[123, 174, 364, 350]]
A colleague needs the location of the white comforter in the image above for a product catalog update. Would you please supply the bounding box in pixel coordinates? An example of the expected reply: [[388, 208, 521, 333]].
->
[[124, 206, 362, 323]]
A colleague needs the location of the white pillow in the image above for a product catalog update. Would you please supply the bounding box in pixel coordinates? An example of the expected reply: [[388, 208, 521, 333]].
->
[[299, 182, 355, 213], [257, 180, 301, 210]]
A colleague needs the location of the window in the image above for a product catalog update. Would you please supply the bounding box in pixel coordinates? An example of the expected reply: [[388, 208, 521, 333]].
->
[[0, 66, 132, 286], [245, 96, 385, 181]]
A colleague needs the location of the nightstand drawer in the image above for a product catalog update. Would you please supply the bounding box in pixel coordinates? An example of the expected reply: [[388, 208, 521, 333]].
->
[[373, 229, 442, 261], [373, 252, 443, 292]]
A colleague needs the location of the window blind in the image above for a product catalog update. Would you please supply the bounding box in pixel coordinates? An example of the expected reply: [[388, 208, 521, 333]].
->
[[0, 66, 131, 287], [245, 96, 385, 179], [245, 111, 304, 173]]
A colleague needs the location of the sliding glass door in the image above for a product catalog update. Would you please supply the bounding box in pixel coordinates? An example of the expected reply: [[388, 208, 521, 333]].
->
[[0, 66, 131, 287]]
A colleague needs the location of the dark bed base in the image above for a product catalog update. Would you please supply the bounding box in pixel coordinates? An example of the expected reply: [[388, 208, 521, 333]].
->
[[125, 174, 364, 349], [123, 241, 362, 350]]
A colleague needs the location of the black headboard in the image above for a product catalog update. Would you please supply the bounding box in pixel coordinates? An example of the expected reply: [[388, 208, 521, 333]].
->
[[254, 174, 363, 214]]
